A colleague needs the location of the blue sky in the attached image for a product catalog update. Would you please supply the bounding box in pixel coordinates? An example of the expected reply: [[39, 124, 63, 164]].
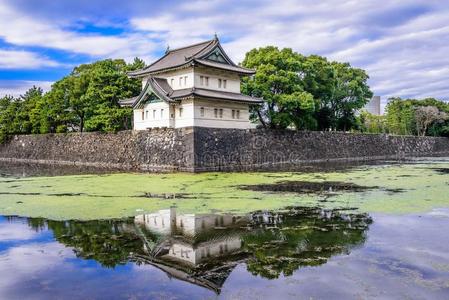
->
[[1, 0, 448, 103]]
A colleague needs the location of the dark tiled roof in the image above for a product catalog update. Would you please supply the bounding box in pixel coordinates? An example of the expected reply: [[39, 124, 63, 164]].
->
[[118, 77, 175, 109], [170, 88, 193, 98], [170, 88, 263, 104], [153, 77, 173, 95], [129, 39, 217, 76], [128, 37, 255, 77], [194, 59, 255, 74], [149, 77, 175, 103], [118, 96, 138, 107], [191, 88, 263, 103]]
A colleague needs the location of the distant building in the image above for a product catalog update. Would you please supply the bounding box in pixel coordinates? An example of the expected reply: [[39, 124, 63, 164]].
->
[[364, 96, 381, 115], [120, 36, 263, 130]]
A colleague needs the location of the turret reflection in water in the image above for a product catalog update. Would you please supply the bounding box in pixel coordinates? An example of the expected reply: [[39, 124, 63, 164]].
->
[[20, 206, 371, 294], [134, 208, 248, 266]]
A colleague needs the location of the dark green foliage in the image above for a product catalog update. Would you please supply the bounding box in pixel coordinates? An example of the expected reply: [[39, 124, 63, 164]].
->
[[0, 87, 45, 141], [241, 47, 372, 130], [242, 208, 371, 279], [47, 219, 144, 268], [359, 111, 388, 134], [52, 58, 143, 133], [0, 58, 144, 142], [385, 97, 449, 136], [21, 206, 371, 277]]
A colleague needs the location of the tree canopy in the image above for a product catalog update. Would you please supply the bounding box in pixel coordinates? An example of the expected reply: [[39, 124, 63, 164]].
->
[[383, 97, 449, 136], [241, 46, 373, 131], [0, 57, 144, 142], [2, 48, 449, 142]]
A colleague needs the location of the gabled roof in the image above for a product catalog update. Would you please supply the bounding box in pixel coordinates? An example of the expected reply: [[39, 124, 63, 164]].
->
[[119, 77, 177, 109], [128, 36, 255, 77], [120, 76, 263, 108]]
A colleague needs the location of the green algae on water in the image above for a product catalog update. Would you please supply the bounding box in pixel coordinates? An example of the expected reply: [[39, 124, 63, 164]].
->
[[0, 160, 449, 220]]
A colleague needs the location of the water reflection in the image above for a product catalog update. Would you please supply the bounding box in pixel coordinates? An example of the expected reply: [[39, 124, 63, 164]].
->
[[6, 207, 371, 294]]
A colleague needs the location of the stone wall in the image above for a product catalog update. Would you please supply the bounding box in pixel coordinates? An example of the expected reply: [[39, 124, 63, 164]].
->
[[0, 128, 194, 172], [193, 127, 449, 171], [0, 127, 448, 172]]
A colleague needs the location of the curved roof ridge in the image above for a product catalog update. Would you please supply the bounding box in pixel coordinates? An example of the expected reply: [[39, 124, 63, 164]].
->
[[152, 77, 170, 95], [185, 39, 217, 60], [128, 37, 254, 77], [197, 42, 235, 66], [128, 53, 170, 76], [168, 39, 215, 53], [148, 77, 174, 103]]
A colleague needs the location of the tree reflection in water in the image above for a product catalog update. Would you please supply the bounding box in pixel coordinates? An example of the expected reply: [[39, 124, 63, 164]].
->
[[13, 206, 372, 293]]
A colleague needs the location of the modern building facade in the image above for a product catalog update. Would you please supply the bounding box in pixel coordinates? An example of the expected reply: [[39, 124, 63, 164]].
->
[[120, 36, 263, 130], [364, 96, 382, 115]]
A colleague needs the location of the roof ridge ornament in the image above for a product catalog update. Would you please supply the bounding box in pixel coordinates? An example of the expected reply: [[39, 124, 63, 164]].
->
[[214, 32, 218, 40], [165, 45, 170, 54]]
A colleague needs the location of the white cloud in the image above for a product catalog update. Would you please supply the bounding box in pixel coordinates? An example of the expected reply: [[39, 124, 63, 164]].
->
[[0, 80, 53, 97], [0, 49, 59, 69], [0, 242, 73, 293], [130, 0, 449, 101], [0, 1, 159, 61], [1, 0, 449, 100], [0, 222, 39, 241]]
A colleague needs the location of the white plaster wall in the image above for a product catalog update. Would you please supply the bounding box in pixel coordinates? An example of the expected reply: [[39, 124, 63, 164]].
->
[[133, 65, 256, 130], [176, 213, 196, 235], [194, 68, 240, 93], [173, 99, 195, 128], [141, 66, 242, 93], [134, 209, 176, 235], [134, 102, 171, 130], [143, 68, 194, 90], [176, 213, 239, 235], [194, 237, 242, 264], [134, 99, 252, 129], [189, 99, 252, 129], [166, 237, 242, 265]]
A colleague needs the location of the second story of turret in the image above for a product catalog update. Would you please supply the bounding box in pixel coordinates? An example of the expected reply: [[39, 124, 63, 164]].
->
[[128, 36, 255, 94]]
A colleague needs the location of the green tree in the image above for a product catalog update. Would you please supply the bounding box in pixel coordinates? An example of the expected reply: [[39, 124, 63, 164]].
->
[[359, 111, 388, 134], [328, 62, 373, 131], [41, 58, 143, 133], [67, 59, 141, 132], [385, 98, 415, 135], [38, 79, 75, 133], [241, 47, 316, 130], [14, 86, 44, 134], [385, 97, 449, 136], [0, 95, 14, 143], [241, 47, 372, 131], [0, 87, 45, 141], [1, 58, 144, 141]]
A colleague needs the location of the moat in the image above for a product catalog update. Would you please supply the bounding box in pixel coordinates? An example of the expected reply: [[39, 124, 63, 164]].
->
[[0, 159, 449, 299]]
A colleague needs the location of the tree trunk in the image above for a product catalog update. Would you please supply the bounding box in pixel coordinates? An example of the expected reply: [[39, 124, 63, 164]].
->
[[257, 110, 267, 129], [79, 116, 84, 133]]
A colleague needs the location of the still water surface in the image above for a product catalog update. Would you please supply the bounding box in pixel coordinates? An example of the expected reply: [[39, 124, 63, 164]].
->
[[1, 161, 449, 299], [1, 207, 449, 299]]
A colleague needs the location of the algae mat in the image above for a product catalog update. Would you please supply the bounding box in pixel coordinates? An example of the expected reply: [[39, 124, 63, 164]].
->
[[0, 160, 448, 220]]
